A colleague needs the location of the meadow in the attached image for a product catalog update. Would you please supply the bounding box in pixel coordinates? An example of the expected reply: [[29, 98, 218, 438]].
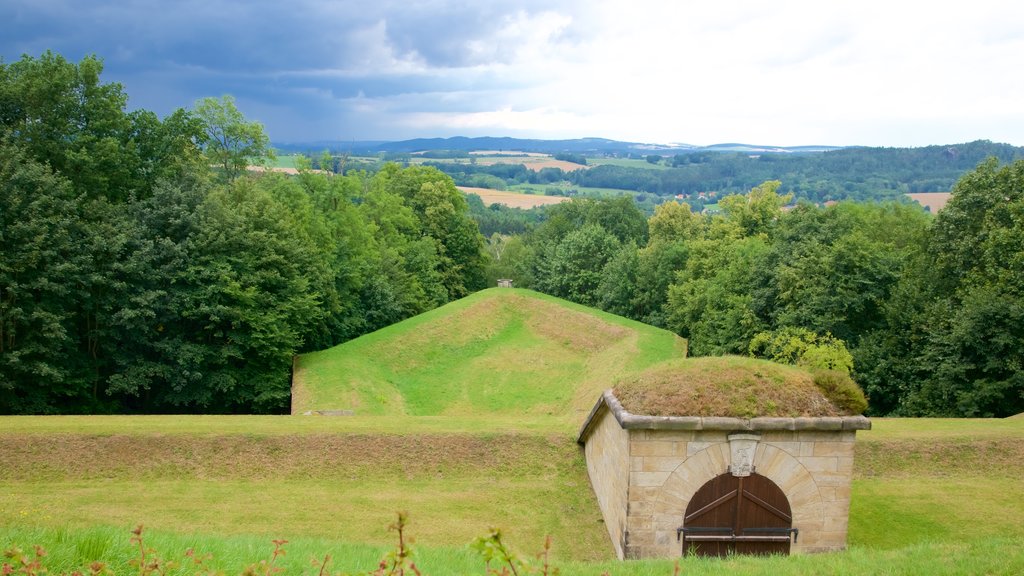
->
[[507, 183, 638, 199]]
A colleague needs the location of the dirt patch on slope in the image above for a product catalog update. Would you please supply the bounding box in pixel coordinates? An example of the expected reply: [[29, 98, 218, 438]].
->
[[522, 299, 631, 354], [0, 432, 577, 482], [855, 437, 1024, 478]]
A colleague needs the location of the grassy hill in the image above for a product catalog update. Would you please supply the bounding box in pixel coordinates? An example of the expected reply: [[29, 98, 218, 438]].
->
[[292, 288, 687, 422]]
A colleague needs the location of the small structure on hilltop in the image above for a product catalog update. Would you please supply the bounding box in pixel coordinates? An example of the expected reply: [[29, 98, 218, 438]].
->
[[497, 279, 514, 288], [577, 357, 870, 559]]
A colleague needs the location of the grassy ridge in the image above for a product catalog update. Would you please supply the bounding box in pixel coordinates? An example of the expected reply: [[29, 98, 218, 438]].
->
[[293, 289, 687, 418]]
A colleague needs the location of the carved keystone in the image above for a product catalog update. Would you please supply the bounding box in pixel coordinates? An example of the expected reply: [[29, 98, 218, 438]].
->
[[728, 433, 761, 477]]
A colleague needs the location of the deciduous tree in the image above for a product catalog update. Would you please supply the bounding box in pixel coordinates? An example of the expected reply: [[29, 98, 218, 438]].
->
[[193, 95, 273, 181]]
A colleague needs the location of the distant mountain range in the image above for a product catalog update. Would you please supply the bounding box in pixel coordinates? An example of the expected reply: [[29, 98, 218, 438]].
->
[[272, 136, 846, 155]]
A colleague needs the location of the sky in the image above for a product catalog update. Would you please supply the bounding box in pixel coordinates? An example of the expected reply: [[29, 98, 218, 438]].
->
[[3, 0, 1024, 147]]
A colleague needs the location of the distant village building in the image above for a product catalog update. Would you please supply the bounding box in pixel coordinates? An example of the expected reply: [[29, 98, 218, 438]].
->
[[578, 390, 869, 559]]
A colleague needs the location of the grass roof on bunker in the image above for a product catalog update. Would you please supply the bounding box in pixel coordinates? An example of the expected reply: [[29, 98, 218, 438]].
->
[[613, 356, 867, 418]]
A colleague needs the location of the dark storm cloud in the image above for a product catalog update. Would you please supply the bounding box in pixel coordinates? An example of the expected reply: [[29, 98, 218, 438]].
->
[[0, 0, 580, 140]]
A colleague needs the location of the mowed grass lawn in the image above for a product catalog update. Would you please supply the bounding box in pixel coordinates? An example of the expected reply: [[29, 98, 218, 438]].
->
[[2, 416, 1024, 575]]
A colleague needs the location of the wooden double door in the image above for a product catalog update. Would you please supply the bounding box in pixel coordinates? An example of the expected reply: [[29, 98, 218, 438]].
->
[[679, 472, 795, 557]]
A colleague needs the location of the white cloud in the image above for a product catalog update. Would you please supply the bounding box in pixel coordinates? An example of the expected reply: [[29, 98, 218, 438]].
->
[[6, 0, 1022, 144], [375, 0, 1024, 145]]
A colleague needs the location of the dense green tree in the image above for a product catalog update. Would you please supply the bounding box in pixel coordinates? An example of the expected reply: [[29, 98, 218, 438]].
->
[[0, 142, 90, 412], [294, 168, 377, 343], [186, 179, 326, 410], [371, 164, 487, 299], [193, 95, 273, 181], [753, 202, 930, 344], [597, 242, 640, 317], [718, 180, 792, 238], [667, 235, 769, 355], [590, 195, 649, 245], [103, 178, 209, 411], [647, 201, 703, 244], [102, 175, 331, 413], [906, 159, 1024, 416], [0, 52, 205, 201], [537, 224, 621, 306], [482, 233, 533, 288]]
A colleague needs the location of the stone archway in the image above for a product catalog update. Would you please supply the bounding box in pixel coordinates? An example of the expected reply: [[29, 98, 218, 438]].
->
[[682, 472, 793, 556], [649, 440, 824, 556]]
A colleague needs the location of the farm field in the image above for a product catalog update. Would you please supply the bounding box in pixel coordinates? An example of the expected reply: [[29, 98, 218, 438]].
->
[[457, 186, 571, 208], [906, 192, 952, 212], [270, 153, 303, 169], [587, 157, 673, 170], [410, 154, 588, 172], [508, 182, 645, 199]]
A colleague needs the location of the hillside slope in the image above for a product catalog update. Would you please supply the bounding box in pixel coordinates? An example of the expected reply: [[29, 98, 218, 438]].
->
[[292, 288, 687, 418]]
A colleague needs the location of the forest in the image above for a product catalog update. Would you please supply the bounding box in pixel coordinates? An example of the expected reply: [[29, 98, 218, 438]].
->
[[2, 52, 1022, 417], [0, 52, 487, 414], [482, 172, 1024, 418]]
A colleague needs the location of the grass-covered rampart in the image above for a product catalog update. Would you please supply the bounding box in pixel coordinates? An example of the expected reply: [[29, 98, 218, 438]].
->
[[292, 288, 687, 418], [4, 291, 1023, 574]]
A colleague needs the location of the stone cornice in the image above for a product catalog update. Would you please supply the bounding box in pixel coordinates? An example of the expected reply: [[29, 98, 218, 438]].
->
[[578, 389, 871, 443]]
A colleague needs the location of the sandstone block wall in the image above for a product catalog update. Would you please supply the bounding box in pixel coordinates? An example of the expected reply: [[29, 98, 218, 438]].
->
[[625, 428, 857, 558], [582, 404, 631, 559]]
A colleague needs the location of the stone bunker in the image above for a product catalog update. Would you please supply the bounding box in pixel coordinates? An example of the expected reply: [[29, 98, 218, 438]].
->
[[577, 362, 870, 559]]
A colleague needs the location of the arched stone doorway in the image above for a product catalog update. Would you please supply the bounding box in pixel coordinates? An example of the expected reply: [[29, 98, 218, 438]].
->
[[680, 472, 795, 557]]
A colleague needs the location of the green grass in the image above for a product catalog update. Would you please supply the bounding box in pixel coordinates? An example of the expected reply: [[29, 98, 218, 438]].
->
[[857, 416, 1024, 439], [269, 154, 303, 169], [588, 157, 673, 171], [0, 477, 604, 559], [3, 525, 1023, 576], [846, 416, 1024, 552], [293, 288, 687, 420], [2, 417, 1024, 572], [508, 183, 642, 198], [0, 428, 609, 561], [4, 289, 1024, 574], [849, 478, 1024, 550]]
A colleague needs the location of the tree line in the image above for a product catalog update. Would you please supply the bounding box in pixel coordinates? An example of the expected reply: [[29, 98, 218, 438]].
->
[[484, 168, 1024, 417], [424, 141, 1024, 207], [1, 52, 485, 414]]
